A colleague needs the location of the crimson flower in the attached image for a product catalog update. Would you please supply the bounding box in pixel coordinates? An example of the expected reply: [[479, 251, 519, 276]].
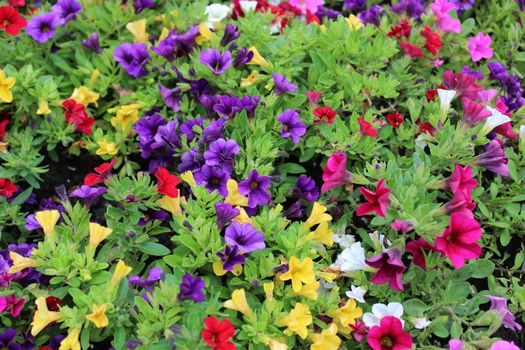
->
[[0, 178, 17, 198], [358, 117, 378, 137], [385, 112, 404, 128], [7, 1, 26, 7], [0, 111, 10, 140], [62, 99, 95, 135], [202, 316, 236, 350], [365, 249, 406, 291], [321, 151, 352, 193], [45, 296, 62, 312], [399, 42, 425, 58], [387, 19, 411, 39], [154, 167, 180, 198], [356, 179, 390, 217], [416, 119, 437, 136], [426, 84, 446, 102], [444, 190, 476, 218], [367, 316, 413, 350], [313, 106, 337, 125], [349, 320, 366, 342], [442, 70, 483, 100], [84, 159, 117, 186], [435, 212, 482, 269], [406, 237, 437, 270], [420, 26, 442, 55], [0, 6, 27, 36]]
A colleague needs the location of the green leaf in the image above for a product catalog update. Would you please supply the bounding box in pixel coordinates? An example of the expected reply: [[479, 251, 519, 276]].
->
[[403, 298, 429, 316], [112, 327, 126, 350], [10, 187, 33, 206], [445, 282, 470, 304], [137, 242, 171, 256]]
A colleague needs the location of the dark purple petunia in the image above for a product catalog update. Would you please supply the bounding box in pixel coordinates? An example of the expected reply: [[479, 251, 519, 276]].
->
[[200, 49, 232, 75], [180, 117, 204, 141], [204, 138, 240, 174], [151, 34, 178, 61], [213, 95, 243, 118], [138, 209, 168, 226], [358, 4, 384, 26], [277, 109, 307, 144], [52, 0, 82, 24], [461, 66, 484, 80], [487, 61, 508, 81], [240, 95, 260, 119], [343, 0, 366, 11], [25, 12, 62, 43], [217, 245, 246, 271], [238, 170, 271, 208], [215, 202, 240, 230], [150, 120, 181, 151], [175, 25, 199, 56], [474, 140, 509, 177], [133, 0, 155, 14], [173, 67, 215, 99], [82, 33, 103, 54], [135, 114, 167, 158], [292, 176, 319, 203], [451, 0, 475, 13], [114, 43, 151, 78], [273, 73, 298, 96], [201, 117, 228, 145], [128, 267, 165, 293], [70, 185, 107, 206], [178, 148, 204, 174], [517, 0, 525, 11], [283, 201, 304, 219], [151, 26, 199, 60], [178, 274, 205, 302], [390, 0, 425, 19], [220, 24, 239, 47], [225, 221, 266, 253], [0, 328, 21, 350], [159, 84, 182, 112], [194, 165, 230, 196], [316, 6, 343, 20], [233, 47, 254, 68]]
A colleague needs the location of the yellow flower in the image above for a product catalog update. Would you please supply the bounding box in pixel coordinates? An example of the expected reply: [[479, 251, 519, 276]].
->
[[90, 69, 100, 85], [224, 179, 248, 207], [180, 171, 197, 187], [8, 252, 38, 274], [240, 71, 260, 88], [317, 271, 337, 283], [248, 46, 270, 67], [71, 86, 100, 106], [35, 210, 60, 237], [157, 195, 182, 217], [224, 288, 253, 317], [268, 339, 288, 350], [110, 260, 132, 287], [110, 104, 140, 132], [96, 139, 118, 155], [346, 15, 364, 31], [196, 22, 214, 45], [88, 222, 112, 249], [309, 323, 340, 350], [306, 221, 333, 246], [279, 256, 316, 293], [212, 260, 242, 276], [329, 299, 363, 330], [280, 303, 312, 339], [126, 19, 148, 43], [86, 304, 109, 328], [293, 280, 320, 300], [59, 327, 81, 350], [263, 282, 274, 300], [304, 202, 332, 229], [0, 70, 16, 103], [31, 297, 62, 336], [36, 99, 51, 115], [158, 27, 170, 41], [232, 206, 253, 225]]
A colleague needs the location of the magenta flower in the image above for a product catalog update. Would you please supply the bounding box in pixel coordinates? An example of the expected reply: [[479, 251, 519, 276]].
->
[[365, 249, 405, 291], [367, 316, 412, 350], [225, 221, 266, 253], [444, 189, 476, 218], [490, 341, 520, 350], [449, 339, 463, 350], [356, 179, 391, 218], [484, 295, 522, 331], [442, 70, 483, 100], [0, 293, 25, 317], [406, 237, 437, 270], [467, 32, 493, 62], [321, 151, 353, 193], [461, 98, 492, 127], [289, 0, 324, 14], [390, 220, 413, 233], [447, 165, 477, 194], [429, 0, 461, 33], [435, 212, 482, 269], [199, 49, 232, 75]]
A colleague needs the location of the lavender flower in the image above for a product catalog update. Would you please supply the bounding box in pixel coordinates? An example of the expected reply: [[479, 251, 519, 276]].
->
[[215, 202, 240, 230], [194, 165, 230, 196], [128, 267, 165, 293], [26, 12, 62, 43], [233, 47, 254, 67], [474, 140, 509, 177], [273, 73, 298, 96], [138, 209, 168, 226], [70, 185, 107, 206], [343, 0, 366, 11], [52, 0, 82, 24], [238, 170, 271, 208], [82, 33, 102, 54], [178, 148, 204, 174], [178, 274, 205, 302], [485, 295, 522, 331], [114, 43, 151, 78], [159, 84, 182, 112], [213, 95, 243, 118], [151, 34, 177, 61], [178, 118, 202, 142], [292, 176, 319, 203], [133, 0, 155, 14], [199, 49, 232, 75], [358, 4, 383, 26], [316, 6, 343, 20], [225, 221, 266, 253], [277, 109, 307, 144], [390, 0, 425, 20], [204, 138, 240, 174], [220, 24, 239, 47], [217, 245, 246, 271]]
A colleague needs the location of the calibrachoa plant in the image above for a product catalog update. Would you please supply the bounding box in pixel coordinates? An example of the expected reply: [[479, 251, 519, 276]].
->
[[0, 0, 524, 349]]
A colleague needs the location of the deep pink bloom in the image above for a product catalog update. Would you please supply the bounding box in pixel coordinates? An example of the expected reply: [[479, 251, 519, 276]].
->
[[449, 339, 463, 350], [447, 165, 477, 193], [477, 89, 498, 105], [390, 220, 413, 233], [367, 316, 413, 350], [356, 179, 391, 217], [430, 0, 461, 33], [467, 32, 493, 62], [289, 0, 324, 14], [461, 98, 492, 126], [406, 237, 437, 270], [443, 71, 483, 100], [349, 320, 366, 342], [321, 151, 352, 193], [444, 189, 475, 219], [399, 42, 425, 58], [365, 249, 405, 291], [435, 213, 482, 269], [306, 91, 321, 105], [0, 294, 25, 317]]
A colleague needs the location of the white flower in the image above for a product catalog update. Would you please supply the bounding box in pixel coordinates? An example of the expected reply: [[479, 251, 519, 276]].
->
[[205, 4, 230, 23], [363, 302, 404, 328], [334, 242, 366, 272], [519, 125, 525, 142], [482, 106, 512, 134], [413, 317, 432, 329], [369, 232, 391, 251], [239, 0, 257, 11], [437, 89, 456, 111], [345, 285, 367, 303], [332, 233, 355, 248]]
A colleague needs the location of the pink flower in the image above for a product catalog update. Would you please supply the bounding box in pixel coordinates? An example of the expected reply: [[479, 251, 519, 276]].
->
[[449, 339, 463, 350], [468, 32, 493, 62], [321, 151, 353, 193], [430, 0, 457, 14], [490, 341, 520, 350], [306, 91, 321, 105], [406, 237, 437, 270], [444, 190, 476, 218], [443, 70, 483, 100], [461, 98, 492, 126], [367, 316, 413, 350], [289, 0, 324, 14], [390, 220, 413, 233], [435, 212, 482, 269], [0, 293, 25, 317], [356, 179, 391, 217], [447, 165, 477, 193], [477, 89, 498, 105], [365, 249, 405, 291], [432, 59, 444, 67], [430, 0, 461, 33], [399, 42, 425, 58], [349, 320, 366, 342]]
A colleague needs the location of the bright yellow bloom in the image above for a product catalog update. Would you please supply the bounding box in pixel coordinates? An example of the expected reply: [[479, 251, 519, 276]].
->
[[293, 280, 320, 300], [304, 202, 332, 229], [268, 339, 288, 350], [86, 304, 109, 328], [88, 222, 112, 249], [158, 27, 170, 41], [59, 327, 81, 350], [329, 299, 363, 330], [96, 139, 118, 155], [36, 99, 51, 115], [35, 210, 60, 237], [110, 104, 140, 132], [196, 22, 214, 45], [126, 19, 148, 43], [232, 207, 254, 225], [317, 271, 337, 283], [263, 282, 274, 300], [280, 303, 312, 339], [240, 71, 259, 88], [180, 171, 197, 187], [157, 195, 182, 217], [8, 252, 38, 274], [248, 46, 270, 67], [31, 297, 62, 336], [212, 260, 242, 276], [309, 323, 340, 350], [110, 260, 132, 287], [224, 179, 249, 207], [0, 70, 16, 103], [346, 15, 364, 31], [71, 86, 100, 106], [306, 221, 333, 246], [224, 289, 253, 317], [279, 256, 316, 293]]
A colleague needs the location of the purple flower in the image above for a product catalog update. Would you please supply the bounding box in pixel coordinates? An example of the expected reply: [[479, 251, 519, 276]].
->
[[292, 176, 319, 203], [461, 66, 484, 80], [133, 0, 154, 14], [178, 148, 204, 174], [213, 95, 243, 118], [159, 84, 182, 112], [474, 140, 509, 177], [175, 25, 199, 56], [204, 138, 240, 174], [24, 214, 41, 232], [201, 117, 228, 144], [517, 0, 525, 11], [51, 0, 82, 24], [240, 95, 260, 119], [151, 34, 177, 61], [220, 24, 239, 47], [233, 47, 254, 68], [225, 221, 266, 253], [26, 12, 62, 43], [485, 295, 522, 331], [2, 244, 43, 285], [283, 201, 304, 219], [194, 165, 230, 196], [277, 109, 307, 144], [114, 43, 151, 78], [178, 274, 205, 302], [70, 185, 107, 206], [343, 0, 366, 11], [365, 249, 406, 291], [151, 120, 181, 151], [0, 328, 21, 350], [502, 76, 524, 97], [316, 6, 343, 20], [138, 209, 168, 226], [200, 49, 232, 75], [82, 32, 102, 54], [390, 0, 425, 19], [238, 170, 271, 208], [135, 114, 167, 158], [273, 73, 298, 96], [358, 4, 383, 26], [128, 267, 165, 293], [215, 202, 240, 230], [217, 245, 246, 271], [487, 61, 508, 82], [451, 0, 475, 13]]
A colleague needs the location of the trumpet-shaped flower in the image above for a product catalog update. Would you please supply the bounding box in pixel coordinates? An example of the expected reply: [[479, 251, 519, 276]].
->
[[225, 221, 265, 253], [96, 139, 118, 155], [0, 70, 16, 103], [70, 86, 99, 106], [345, 285, 367, 303], [307, 221, 333, 246], [365, 249, 405, 291], [356, 179, 391, 218], [329, 299, 363, 329], [321, 151, 353, 193], [363, 302, 404, 328], [280, 303, 312, 339], [31, 297, 62, 336], [437, 89, 456, 112], [309, 323, 340, 350], [154, 167, 180, 198], [224, 288, 253, 317], [467, 32, 493, 62], [59, 327, 81, 350], [279, 256, 316, 293], [304, 202, 332, 228], [35, 210, 60, 237], [224, 179, 249, 207], [334, 242, 366, 272], [110, 260, 132, 287], [247, 46, 270, 67], [8, 251, 38, 274], [367, 316, 412, 350], [88, 222, 112, 249], [126, 19, 148, 43], [86, 304, 108, 328]]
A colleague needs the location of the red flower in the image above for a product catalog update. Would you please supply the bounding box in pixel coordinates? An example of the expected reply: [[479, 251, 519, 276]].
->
[[45, 296, 62, 312], [356, 179, 391, 217], [62, 99, 95, 135], [399, 42, 425, 58], [416, 119, 436, 136], [0, 111, 10, 140], [313, 106, 337, 125], [426, 84, 446, 102], [367, 316, 413, 350], [358, 117, 378, 137], [0, 178, 17, 198], [420, 26, 442, 56], [387, 19, 411, 39], [202, 316, 236, 350], [406, 237, 437, 270], [0, 6, 27, 36], [7, 0, 26, 7], [84, 159, 117, 186], [154, 167, 180, 198], [385, 112, 404, 128]]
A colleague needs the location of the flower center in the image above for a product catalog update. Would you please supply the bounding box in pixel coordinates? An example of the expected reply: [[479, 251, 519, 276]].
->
[[41, 24, 51, 33], [381, 336, 393, 348], [250, 181, 258, 190], [3, 20, 10, 26]]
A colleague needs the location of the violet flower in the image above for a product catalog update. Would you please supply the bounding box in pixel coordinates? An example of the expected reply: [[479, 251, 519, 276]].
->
[[238, 170, 271, 208], [213, 95, 243, 118], [70, 185, 107, 206], [292, 176, 319, 203], [233, 47, 254, 67], [390, 0, 426, 20], [225, 221, 266, 253], [114, 43, 151, 78], [461, 66, 484, 80], [199, 49, 232, 75], [240, 95, 260, 118], [215, 202, 240, 230], [487, 61, 508, 81], [159, 84, 182, 112], [217, 245, 246, 271], [51, 0, 82, 24], [474, 140, 509, 177], [178, 148, 204, 174], [151, 120, 181, 151], [82, 33, 102, 54], [365, 249, 406, 291], [451, 0, 475, 13], [128, 267, 165, 293], [201, 117, 228, 144], [135, 114, 166, 158], [273, 73, 298, 96], [0, 329, 21, 350], [180, 117, 204, 142], [283, 201, 305, 219], [343, 0, 366, 11], [204, 138, 240, 174], [220, 24, 239, 47], [194, 165, 230, 196], [277, 109, 307, 144], [178, 274, 205, 302], [26, 12, 62, 43], [133, 0, 154, 14], [484, 295, 522, 331], [358, 5, 383, 26], [517, 0, 525, 11]]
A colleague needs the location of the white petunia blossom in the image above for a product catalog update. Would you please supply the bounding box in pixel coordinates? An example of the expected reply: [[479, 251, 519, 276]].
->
[[333, 242, 366, 272], [332, 232, 355, 248], [363, 302, 404, 328], [239, 0, 257, 11], [413, 317, 432, 329], [205, 4, 231, 23], [345, 285, 367, 303], [482, 106, 512, 134], [437, 89, 456, 112]]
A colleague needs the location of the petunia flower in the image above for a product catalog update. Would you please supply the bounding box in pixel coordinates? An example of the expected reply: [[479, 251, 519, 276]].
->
[[293, 175, 319, 203], [313, 106, 337, 125], [430, 0, 461, 33], [224, 288, 253, 317], [277, 109, 306, 143], [60, 328, 81, 350], [461, 98, 492, 127], [279, 256, 316, 293], [133, 0, 154, 14], [490, 341, 520, 350], [217, 245, 246, 271], [204, 138, 240, 174], [367, 316, 412, 350], [365, 249, 406, 291], [309, 323, 340, 350], [280, 303, 312, 339], [420, 26, 442, 55], [0, 178, 17, 198], [482, 106, 512, 134], [406, 237, 437, 269], [329, 299, 363, 330], [110, 260, 132, 287], [154, 167, 180, 198], [201, 316, 235, 349], [195, 165, 230, 196], [34, 210, 60, 237], [0, 70, 16, 103], [61, 99, 94, 134], [484, 295, 522, 331], [358, 4, 383, 25], [199, 49, 232, 75], [215, 202, 240, 230], [51, 0, 82, 24], [333, 242, 366, 272], [273, 73, 298, 96], [238, 170, 271, 207], [114, 43, 151, 78], [247, 46, 270, 67], [88, 222, 112, 249], [25, 12, 62, 43], [363, 302, 404, 328], [0, 6, 27, 36], [126, 19, 148, 43], [356, 179, 391, 217], [224, 221, 265, 253], [467, 32, 493, 62], [220, 24, 239, 47], [205, 3, 230, 23], [178, 274, 205, 302], [289, 0, 324, 14], [385, 112, 404, 128], [391, 0, 426, 19], [128, 267, 165, 293], [447, 164, 477, 194], [86, 304, 108, 328], [0, 328, 20, 349], [437, 89, 456, 112], [399, 42, 425, 58], [345, 285, 367, 303], [84, 159, 117, 186], [474, 140, 509, 177], [390, 219, 413, 233], [0, 293, 25, 317], [31, 297, 62, 336], [358, 117, 379, 137]]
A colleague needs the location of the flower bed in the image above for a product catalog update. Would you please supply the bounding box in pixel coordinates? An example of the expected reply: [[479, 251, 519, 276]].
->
[[0, 0, 524, 349]]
